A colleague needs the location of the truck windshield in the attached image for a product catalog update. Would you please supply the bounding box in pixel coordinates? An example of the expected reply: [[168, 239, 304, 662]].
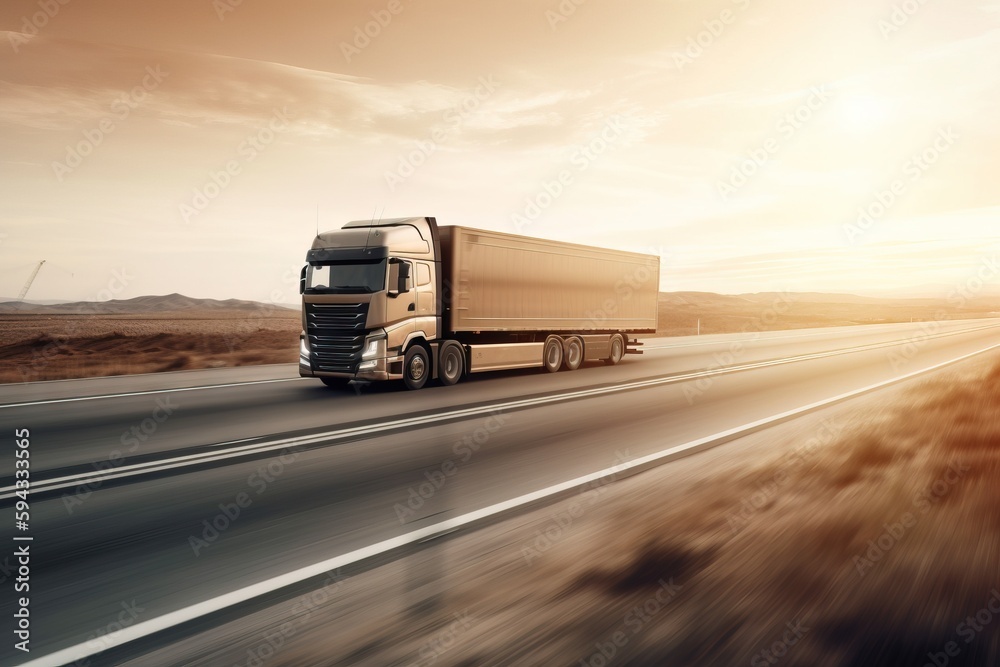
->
[[306, 260, 386, 293]]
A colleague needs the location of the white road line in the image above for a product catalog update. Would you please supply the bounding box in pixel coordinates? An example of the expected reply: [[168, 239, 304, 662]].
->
[[4, 322, 998, 500], [21, 340, 1000, 667], [207, 437, 264, 448], [0, 378, 307, 409]]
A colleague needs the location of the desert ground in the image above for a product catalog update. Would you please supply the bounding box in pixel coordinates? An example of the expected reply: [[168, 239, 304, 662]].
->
[[0, 305, 300, 383], [1, 292, 998, 383]]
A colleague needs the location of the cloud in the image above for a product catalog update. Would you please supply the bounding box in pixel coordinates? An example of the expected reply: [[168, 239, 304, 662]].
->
[[0, 31, 652, 157]]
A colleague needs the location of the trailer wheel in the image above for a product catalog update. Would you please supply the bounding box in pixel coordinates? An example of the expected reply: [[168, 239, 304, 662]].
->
[[605, 334, 625, 366], [438, 341, 465, 386], [563, 337, 583, 371], [403, 345, 430, 390], [543, 336, 563, 373]]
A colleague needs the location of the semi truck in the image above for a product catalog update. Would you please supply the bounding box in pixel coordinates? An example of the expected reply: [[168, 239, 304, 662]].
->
[[298, 217, 659, 390]]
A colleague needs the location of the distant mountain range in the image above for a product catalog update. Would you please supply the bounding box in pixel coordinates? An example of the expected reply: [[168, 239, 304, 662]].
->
[[0, 293, 299, 315], [0, 297, 75, 305]]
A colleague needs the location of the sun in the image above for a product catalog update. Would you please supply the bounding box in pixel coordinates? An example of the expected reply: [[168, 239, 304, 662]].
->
[[837, 94, 892, 131]]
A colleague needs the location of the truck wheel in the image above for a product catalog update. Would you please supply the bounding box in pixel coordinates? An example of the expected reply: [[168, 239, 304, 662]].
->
[[605, 334, 625, 365], [403, 345, 430, 390], [563, 337, 583, 371], [438, 341, 465, 386], [543, 336, 563, 373]]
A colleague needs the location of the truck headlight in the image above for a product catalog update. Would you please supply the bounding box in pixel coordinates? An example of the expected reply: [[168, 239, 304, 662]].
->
[[361, 333, 386, 360]]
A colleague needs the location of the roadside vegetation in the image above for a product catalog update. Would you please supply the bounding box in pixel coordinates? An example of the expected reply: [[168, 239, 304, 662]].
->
[[0, 312, 298, 382]]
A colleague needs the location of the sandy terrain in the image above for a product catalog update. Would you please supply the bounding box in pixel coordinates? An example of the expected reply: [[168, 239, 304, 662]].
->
[[0, 311, 300, 383]]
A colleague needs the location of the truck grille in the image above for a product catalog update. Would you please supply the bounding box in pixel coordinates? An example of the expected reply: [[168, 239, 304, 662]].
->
[[305, 302, 368, 373]]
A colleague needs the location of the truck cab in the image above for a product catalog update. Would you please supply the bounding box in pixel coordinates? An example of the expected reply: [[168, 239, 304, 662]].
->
[[298, 217, 441, 386]]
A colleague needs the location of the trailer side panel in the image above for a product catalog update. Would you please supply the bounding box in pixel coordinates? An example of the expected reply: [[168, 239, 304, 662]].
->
[[441, 226, 658, 333]]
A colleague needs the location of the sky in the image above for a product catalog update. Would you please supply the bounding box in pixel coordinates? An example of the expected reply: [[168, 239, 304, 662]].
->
[[1, 0, 998, 303]]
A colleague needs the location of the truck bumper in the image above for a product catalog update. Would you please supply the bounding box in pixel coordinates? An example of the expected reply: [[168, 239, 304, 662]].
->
[[300, 354, 404, 382]]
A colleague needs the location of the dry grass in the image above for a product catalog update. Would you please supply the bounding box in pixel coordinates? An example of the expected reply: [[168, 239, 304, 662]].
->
[[0, 312, 300, 383], [268, 355, 1000, 667], [572, 360, 1000, 666]]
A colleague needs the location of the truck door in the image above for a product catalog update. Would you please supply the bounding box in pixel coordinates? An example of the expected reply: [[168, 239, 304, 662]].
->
[[386, 259, 416, 341], [413, 261, 438, 339]]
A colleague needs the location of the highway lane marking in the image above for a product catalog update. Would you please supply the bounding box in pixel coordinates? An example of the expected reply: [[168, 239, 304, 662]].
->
[[20, 339, 1000, 667], [0, 377, 308, 409], [3, 322, 999, 500], [208, 437, 263, 447]]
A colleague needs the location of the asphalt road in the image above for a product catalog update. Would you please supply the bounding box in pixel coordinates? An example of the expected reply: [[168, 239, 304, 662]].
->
[[1, 318, 999, 666]]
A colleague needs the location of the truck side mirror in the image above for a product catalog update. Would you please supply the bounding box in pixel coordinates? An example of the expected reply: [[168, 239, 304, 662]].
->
[[299, 265, 307, 295], [388, 259, 411, 297], [398, 261, 411, 294]]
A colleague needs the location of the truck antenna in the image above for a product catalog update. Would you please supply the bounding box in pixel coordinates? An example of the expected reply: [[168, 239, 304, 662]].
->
[[363, 206, 379, 253]]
